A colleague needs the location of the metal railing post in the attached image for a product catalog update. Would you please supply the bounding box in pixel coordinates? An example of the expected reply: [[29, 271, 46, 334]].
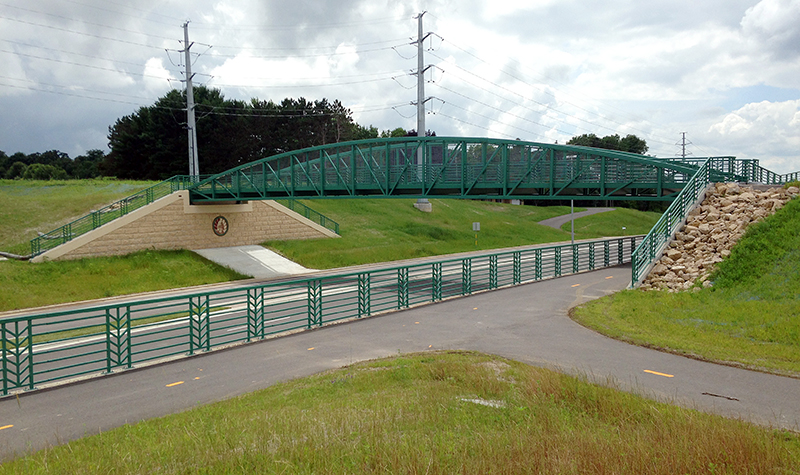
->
[[247, 288, 265, 341], [397, 268, 409, 309], [431, 263, 442, 302], [308, 280, 323, 327], [461, 258, 472, 295], [358, 273, 371, 317]]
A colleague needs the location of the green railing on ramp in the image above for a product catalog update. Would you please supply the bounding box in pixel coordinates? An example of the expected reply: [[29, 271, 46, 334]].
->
[[630, 160, 800, 287], [278, 200, 339, 235], [631, 161, 712, 287], [29, 176, 204, 257]]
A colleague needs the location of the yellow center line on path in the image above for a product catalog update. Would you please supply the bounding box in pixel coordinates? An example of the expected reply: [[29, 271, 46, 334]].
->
[[606, 276, 614, 279], [644, 370, 674, 378], [166, 381, 184, 387], [308, 347, 315, 351], [571, 284, 581, 288], [0, 425, 13, 431]]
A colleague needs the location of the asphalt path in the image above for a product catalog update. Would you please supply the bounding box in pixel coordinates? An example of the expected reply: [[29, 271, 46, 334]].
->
[[2, 264, 799, 461], [537, 207, 616, 230]]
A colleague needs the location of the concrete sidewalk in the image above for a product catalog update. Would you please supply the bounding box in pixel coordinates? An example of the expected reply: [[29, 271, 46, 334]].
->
[[194, 245, 315, 279]]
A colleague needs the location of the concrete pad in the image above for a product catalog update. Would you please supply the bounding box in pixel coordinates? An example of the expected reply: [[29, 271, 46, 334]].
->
[[194, 245, 314, 279]]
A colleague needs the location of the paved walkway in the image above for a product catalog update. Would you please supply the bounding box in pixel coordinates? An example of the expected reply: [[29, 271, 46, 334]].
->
[[2, 264, 799, 460], [194, 245, 315, 279], [537, 207, 615, 230]]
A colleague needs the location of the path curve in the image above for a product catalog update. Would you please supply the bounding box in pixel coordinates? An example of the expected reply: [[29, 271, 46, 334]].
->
[[2, 265, 799, 460], [537, 207, 616, 230]]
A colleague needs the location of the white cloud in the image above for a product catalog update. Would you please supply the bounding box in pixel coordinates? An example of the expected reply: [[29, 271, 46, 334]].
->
[[143, 58, 176, 93], [741, 0, 800, 59], [707, 99, 800, 170]]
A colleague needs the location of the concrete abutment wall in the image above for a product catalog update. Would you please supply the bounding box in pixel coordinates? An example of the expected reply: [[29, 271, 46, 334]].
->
[[32, 192, 337, 262]]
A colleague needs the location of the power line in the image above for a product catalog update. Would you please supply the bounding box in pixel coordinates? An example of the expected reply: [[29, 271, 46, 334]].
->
[[0, 39, 165, 71], [190, 15, 407, 31], [0, 15, 168, 50], [435, 35, 678, 147], [208, 44, 404, 60], [0, 3, 177, 41], [0, 48, 173, 82], [211, 38, 408, 52]]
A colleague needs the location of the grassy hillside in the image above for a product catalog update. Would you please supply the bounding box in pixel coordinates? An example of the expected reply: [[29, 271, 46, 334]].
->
[[0, 178, 157, 255], [3, 352, 797, 473], [559, 207, 663, 237], [573, 196, 800, 375], [268, 199, 656, 269]]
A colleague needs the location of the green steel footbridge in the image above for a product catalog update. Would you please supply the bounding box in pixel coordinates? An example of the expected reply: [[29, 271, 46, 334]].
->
[[188, 137, 788, 203]]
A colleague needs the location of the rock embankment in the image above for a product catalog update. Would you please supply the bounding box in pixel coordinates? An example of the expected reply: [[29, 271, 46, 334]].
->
[[640, 183, 799, 292]]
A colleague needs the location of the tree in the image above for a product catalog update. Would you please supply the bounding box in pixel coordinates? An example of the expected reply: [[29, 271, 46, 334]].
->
[[381, 127, 408, 138], [22, 163, 68, 180], [73, 150, 105, 179], [567, 133, 648, 155], [105, 87, 374, 180], [0, 150, 8, 177], [4, 161, 27, 179]]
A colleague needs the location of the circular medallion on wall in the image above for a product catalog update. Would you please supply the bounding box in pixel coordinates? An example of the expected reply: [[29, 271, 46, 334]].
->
[[212, 216, 229, 236]]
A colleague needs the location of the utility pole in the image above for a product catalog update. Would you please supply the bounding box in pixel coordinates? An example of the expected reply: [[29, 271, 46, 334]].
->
[[414, 12, 432, 142], [412, 12, 433, 211], [677, 132, 692, 159], [182, 21, 199, 177]]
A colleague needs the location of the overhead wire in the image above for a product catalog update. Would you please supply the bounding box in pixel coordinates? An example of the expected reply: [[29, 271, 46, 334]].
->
[[435, 37, 678, 147]]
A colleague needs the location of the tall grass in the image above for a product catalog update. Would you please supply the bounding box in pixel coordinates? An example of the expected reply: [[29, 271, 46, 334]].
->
[[573, 197, 800, 375], [2, 352, 797, 473]]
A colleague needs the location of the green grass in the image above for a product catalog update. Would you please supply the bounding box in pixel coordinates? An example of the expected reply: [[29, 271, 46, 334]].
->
[[3, 351, 797, 474], [268, 199, 650, 269], [572, 197, 800, 375], [559, 207, 663, 237], [0, 178, 157, 255], [0, 250, 247, 312]]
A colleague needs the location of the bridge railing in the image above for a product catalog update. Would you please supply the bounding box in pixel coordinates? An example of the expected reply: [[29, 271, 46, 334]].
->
[[631, 160, 712, 286], [29, 176, 208, 257], [2, 235, 642, 396]]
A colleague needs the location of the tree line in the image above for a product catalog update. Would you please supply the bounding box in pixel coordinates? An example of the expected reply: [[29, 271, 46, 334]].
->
[[3, 86, 648, 181], [0, 149, 105, 180]]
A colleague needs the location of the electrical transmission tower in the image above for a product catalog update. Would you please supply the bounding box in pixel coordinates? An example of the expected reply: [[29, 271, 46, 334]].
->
[[181, 22, 200, 177], [676, 132, 692, 159]]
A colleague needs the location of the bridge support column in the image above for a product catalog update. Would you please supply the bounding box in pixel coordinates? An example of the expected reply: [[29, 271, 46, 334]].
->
[[413, 198, 432, 212]]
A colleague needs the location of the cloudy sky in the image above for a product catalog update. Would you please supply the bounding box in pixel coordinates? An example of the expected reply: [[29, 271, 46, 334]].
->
[[1, 0, 799, 172]]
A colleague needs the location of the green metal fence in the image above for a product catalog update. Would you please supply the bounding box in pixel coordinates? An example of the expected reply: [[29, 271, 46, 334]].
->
[[2, 236, 641, 396], [29, 177, 340, 257], [630, 161, 712, 286]]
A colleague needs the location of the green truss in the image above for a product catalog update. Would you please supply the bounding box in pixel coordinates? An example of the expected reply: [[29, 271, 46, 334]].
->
[[189, 137, 755, 202]]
